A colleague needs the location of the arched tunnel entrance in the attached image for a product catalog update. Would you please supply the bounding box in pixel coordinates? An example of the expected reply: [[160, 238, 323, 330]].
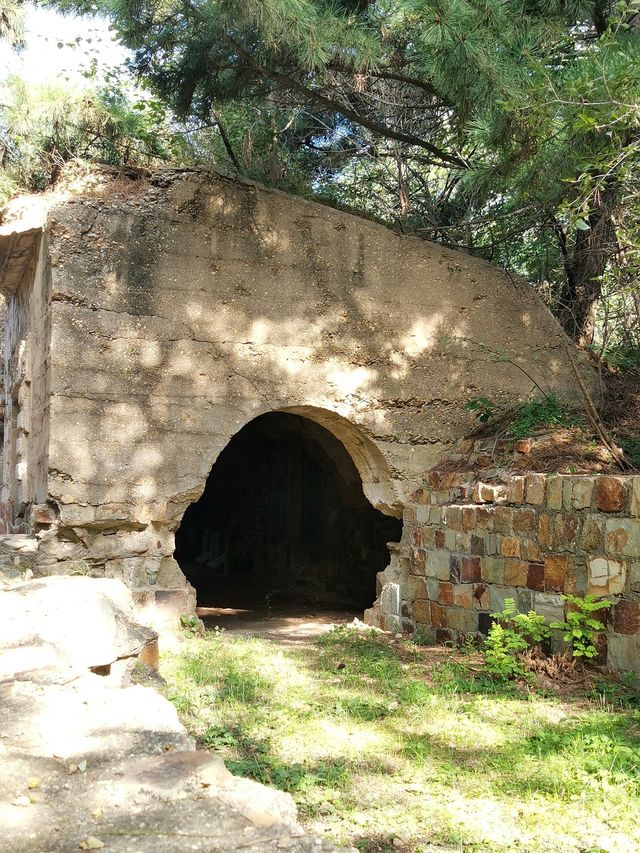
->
[[175, 412, 402, 623]]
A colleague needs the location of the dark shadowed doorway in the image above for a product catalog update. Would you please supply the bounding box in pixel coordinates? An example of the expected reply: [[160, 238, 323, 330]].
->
[[175, 412, 401, 626]]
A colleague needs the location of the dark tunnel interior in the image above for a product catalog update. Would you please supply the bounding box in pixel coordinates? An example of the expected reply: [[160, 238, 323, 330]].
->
[[175, 412, 402, 611]]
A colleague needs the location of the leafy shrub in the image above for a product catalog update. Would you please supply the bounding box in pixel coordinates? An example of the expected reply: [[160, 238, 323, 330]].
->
[[484, 599, 552, 681], [506, 394, 581, 439], [484, 622, 529, 680], [465, 396, 499, 423], [549, 595, 611, 658]]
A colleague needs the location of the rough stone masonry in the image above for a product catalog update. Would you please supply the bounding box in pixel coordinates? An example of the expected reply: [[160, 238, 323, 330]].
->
[[0, 167, 593, 629]]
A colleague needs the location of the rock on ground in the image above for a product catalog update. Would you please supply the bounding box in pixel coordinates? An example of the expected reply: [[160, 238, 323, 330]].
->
[[0, 577, 348, 852]]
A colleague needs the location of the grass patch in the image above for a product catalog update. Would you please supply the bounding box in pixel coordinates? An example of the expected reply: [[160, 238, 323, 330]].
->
[[161, 628, 640, 852]]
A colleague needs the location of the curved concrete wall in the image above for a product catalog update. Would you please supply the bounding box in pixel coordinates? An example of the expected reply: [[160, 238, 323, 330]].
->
[[0, 168, 594, 615]]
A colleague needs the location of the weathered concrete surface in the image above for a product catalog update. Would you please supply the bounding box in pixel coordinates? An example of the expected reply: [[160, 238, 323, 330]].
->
[[0, 576, 158, 683], [0, 575, 347, 853], [0, 167, 596, 615]]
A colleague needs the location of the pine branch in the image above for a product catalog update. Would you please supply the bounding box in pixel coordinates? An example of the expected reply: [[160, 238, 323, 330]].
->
[[224, 36, 464, 168]]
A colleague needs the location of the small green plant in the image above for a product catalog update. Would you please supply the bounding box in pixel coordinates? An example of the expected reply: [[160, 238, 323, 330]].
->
[[506, 394, 581, 439], [483, 598, 552, 681], [180, 614, 205, 635], [484, 622, 529, 680], [549, 594, 611, 658], [491, 598, 551, 645], [465, 396, 499, 423]]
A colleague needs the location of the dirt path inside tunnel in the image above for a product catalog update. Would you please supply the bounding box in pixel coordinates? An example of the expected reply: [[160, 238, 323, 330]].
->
[[196, 598, 364, 641]]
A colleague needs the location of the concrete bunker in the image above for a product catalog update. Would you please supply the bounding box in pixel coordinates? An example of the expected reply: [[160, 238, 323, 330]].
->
[[175, 410, 402, 613], [0, 168, 597, 631]]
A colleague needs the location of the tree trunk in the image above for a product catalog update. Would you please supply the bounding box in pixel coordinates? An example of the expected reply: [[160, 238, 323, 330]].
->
[[558, 184, 618, 346]]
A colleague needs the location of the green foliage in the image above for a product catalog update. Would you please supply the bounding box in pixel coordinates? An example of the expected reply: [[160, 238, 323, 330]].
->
[[506, 395, 582, 439], [0, 72, 194, 204], [464, 396, 499, 424], [549, 594, 611, 659], [484, 623, 529, 681], [483, 598, 552, 681]]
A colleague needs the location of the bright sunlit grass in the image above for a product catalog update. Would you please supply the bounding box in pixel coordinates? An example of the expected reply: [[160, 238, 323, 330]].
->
[[160, 627, 640, 853]]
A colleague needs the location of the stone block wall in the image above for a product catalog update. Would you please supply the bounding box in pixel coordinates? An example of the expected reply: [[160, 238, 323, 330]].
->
[[382, 473, 640, 672]]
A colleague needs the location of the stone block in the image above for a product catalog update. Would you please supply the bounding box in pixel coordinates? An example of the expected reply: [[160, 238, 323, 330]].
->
[[435, 529, 445, 549], [608, 635, 640, 673], [447, 607, 479, 633], [95, 503, 133, 523], [631, 477, 640, 518], [435, 627, 455, 645], [587, 556, 625, 596], [156, 556, 188, 588], [475, 508, 495, 531], [613, 600, 640, 635], [472, 583, 489, 609], [488, 585, 518, 614], [571, 478, 594, 510], [484, 533, 499, 555], [504, 559, 528, 587], [430, 601, 447, 629], [534, 592, 565, 624], [546, 475, 563, 510], [444, 506, 463, 530], [507, 476, 525, 504], [407, 575, 428, 601], [562, 479, 573, 511], [138, 637, 160, 669], [453, 584, 473, 609], [517, 587, 534, 613], [104, 557, 149, 589], [521, 539, 542, 563], [429, 507, 443, 525], [461, 556, 482, 583], [31, 504, 57, 526], [482, 556, 505, 584], [438, 581, 455, 606], [494, 507, 513, 534], [410, 547, 426, 574], [422, 528, 436, 549], [553, 515, 580, 551], [57, 503, 96, 526], [595, 477, 627, 513], [513, 509, 537, 533], [538, 514, 552, 548], [426, 576, 440, 600], [501, 536, 521, 558], [455, 532, 472, 552], [564, 559, 587, 595], [629, 561, 640, 594], [581, 515, 603, 551], [544, 556, 568, 592], [444, 529, 457, 550], [527, 563, 545, 592], [470, 534, 485, 556], [605, 519, 640, 558], [415, 505, 429, 524], [413, 599, 431, 624], [155, 588, 196, 619], [425, 551, 451, 581], [449, 554, 462, 583], [381, 582, 401, 617], [462, 507, 477, 531], [526, 474, 546, 505]]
